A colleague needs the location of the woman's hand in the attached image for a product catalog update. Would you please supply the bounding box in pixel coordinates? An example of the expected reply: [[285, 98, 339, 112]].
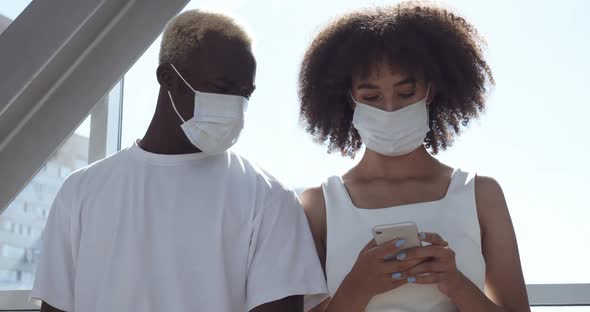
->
[[399, 232, 466, 297], [336, 238, 423, 309]]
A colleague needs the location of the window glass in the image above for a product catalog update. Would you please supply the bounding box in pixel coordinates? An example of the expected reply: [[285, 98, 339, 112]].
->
[[0, 82, 123, 290], [0, 0, 32, 31], [532, 308, 590, 312]]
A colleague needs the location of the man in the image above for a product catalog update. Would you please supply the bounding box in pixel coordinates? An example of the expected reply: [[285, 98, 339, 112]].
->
[[32, 10, 326, 312]]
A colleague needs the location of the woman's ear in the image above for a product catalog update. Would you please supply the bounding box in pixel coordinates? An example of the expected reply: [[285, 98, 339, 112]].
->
[[426, 83, 436, 107], [349, 89, 357, 110]]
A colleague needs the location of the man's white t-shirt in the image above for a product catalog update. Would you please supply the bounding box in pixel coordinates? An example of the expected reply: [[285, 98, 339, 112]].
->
[[31, 142, 327, 311]]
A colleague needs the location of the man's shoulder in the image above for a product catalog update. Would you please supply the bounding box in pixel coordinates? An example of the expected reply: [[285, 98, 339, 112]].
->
[[227, 151, 294, 196], [63, 148, 131, 189]]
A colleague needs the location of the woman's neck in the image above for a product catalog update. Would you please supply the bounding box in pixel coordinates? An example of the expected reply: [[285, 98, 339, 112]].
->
[[352, 146, 442, 179]]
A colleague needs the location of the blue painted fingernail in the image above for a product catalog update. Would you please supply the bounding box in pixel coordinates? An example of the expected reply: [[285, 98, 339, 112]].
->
[[396, 252, 407, 261], [408, 276, 416, 283], [392, 272, 403, 280], [419, 232, 427, 240], [395, 239, 406, 248]]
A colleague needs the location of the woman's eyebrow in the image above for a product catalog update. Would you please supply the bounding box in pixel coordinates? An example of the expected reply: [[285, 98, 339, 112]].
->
[[394, 77, 416, 87], [356, 82, 380, 90]]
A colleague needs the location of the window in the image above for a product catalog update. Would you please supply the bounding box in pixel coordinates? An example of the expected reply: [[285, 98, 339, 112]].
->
[[121, 0, 589, 307], [0, 0, 32, 45], [533, 308, 590, 312], [0, 0, 32, 24], [0, 81, 123, 291]]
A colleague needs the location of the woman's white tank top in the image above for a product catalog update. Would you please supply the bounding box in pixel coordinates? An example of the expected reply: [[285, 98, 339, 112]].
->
[[322, 169, 485, 312]]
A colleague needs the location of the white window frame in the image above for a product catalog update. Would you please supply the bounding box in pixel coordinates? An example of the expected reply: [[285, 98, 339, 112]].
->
[[0, 0, 188, 212], [527, 284, 590, 306]]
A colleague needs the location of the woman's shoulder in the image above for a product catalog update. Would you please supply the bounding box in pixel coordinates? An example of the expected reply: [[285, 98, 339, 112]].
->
[[474, 175, 510, 234], [474, 175, 505, 206], [300, 186, 326, 215]]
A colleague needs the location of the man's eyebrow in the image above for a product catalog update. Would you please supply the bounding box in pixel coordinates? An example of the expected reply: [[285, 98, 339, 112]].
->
[[210, 77, 232, 85]]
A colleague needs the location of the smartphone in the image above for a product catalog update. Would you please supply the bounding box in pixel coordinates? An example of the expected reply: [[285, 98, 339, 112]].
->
[[372, 222, 422, 247]]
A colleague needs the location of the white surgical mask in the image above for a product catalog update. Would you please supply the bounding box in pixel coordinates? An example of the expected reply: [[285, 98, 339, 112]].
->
[[168, 64, 248, 155], [351, 85, 430, 157]]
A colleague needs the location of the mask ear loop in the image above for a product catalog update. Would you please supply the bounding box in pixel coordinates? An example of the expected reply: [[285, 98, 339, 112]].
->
[[349, 90, 361, 107], [425, 83, 432, 128], [168, 90, 186, 123], [169, 64, 198, 93], [168, 64, 201, 123]]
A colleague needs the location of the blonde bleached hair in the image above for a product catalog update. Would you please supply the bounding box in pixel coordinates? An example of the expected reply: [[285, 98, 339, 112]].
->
[[159, 10, 252, 65]]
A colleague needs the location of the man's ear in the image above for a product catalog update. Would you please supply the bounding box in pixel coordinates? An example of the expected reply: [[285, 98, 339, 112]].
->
[[156, 63, 177, 91]]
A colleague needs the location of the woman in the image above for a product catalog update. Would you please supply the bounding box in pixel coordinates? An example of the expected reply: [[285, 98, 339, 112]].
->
[[298, 2, 530, 312]]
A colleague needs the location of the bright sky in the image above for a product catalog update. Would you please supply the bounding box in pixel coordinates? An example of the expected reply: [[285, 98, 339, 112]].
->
[[121, 0, 590, 285], [2, 0, 589, 289]]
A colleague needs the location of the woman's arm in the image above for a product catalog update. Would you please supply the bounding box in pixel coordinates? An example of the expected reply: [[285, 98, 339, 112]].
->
[[301, 187, 373, 312], [300, 187, 419, 312], [473, 176, 530, 312], [300, 187, 332, 312], [300, 187, 328, 277], [401, 176, 530, 312]]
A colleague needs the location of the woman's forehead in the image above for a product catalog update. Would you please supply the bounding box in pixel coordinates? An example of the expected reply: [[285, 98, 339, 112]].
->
[[352, 60, 417, 83]]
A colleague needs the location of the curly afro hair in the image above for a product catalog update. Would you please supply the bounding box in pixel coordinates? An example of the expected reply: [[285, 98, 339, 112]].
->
[[298, 1, 494, 157]]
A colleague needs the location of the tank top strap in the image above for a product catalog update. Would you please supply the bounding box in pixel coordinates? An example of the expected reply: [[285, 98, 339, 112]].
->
[[446, 168, 477, 195], [321, 176, 360, 242], [444, 168, 482, 251], [322, 176, 345, 197], [322, 176, 353, 209]]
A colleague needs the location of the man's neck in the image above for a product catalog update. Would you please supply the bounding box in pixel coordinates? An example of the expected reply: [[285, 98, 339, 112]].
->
[[138, 93, 202, 155]]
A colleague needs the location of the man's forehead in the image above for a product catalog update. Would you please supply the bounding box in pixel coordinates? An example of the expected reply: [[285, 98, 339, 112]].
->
[[193, 32, 251, 58], [184, 33, 255, 79]]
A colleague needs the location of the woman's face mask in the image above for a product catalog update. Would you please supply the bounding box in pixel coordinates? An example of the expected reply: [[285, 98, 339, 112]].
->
[[351, 84, 431, 157], [168, 64, 248, 155]]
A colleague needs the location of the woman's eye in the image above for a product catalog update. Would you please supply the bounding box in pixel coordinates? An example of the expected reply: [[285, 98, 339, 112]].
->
[[399, 93, 415, 99], [362, 95, 380, 102]]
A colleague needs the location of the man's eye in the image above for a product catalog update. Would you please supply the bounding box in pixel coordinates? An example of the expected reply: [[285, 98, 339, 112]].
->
[[206, 82, 229, 93], [239, 88, 254, 99]]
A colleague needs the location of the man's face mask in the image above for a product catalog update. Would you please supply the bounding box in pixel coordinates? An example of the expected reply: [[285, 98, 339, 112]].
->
[[168, 64, 248, 155]]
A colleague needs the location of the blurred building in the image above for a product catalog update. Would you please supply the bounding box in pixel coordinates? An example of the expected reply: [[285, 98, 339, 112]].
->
[[0, 134, 88, 290]]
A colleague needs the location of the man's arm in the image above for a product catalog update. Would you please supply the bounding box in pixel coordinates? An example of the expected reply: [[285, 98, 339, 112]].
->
[[32, 173, 81, 312], [250, 296, 303, 312], [40, 301, 66, 312]]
